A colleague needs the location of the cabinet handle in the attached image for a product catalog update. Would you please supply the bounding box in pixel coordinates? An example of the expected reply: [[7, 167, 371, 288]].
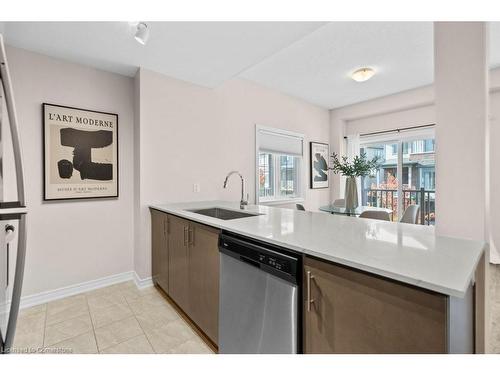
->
[[183, 226, 188, 246], [307, 270, 315, 312], [188, 228, 194, 246]]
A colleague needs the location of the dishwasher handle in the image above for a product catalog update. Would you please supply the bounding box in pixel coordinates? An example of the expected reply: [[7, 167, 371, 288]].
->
[[239, 255, 260, 269]]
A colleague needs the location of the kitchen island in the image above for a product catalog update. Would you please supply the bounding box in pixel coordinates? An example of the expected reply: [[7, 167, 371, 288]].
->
[[149, 201, 485, 354]]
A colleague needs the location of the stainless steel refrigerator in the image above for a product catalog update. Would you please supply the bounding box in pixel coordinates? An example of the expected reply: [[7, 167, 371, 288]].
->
[[0, 34, 28, 354]]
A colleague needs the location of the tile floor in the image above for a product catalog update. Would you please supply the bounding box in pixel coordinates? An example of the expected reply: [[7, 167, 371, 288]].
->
[[11, 265, 500, 354], [12, 281, 213, 354]]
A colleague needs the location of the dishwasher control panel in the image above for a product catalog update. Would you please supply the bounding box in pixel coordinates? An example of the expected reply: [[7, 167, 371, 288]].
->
[[258, 254, 291, 273], [219, 233, 299, 284]]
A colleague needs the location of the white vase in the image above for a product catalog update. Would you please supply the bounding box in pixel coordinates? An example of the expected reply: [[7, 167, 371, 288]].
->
[[345, 177, 359, 210]]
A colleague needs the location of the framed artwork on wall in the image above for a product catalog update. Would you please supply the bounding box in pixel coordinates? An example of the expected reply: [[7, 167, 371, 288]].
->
[[42, 103, 119, 201], [310, 141, 329, 189]]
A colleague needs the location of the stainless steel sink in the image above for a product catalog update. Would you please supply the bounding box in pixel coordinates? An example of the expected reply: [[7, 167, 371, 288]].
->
[[187, 207, 262, 220]]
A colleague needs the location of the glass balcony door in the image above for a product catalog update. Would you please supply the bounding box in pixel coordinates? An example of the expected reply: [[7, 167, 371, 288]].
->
[[401, 138, 435, 225], [359, 130, 435, 224], [361, 141, 399, 221]]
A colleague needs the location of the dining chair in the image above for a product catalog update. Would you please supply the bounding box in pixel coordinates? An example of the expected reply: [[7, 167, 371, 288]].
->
[[359, 210, 391, 221], [296, 203, 306, 211], [333, 198, 345, 207], [400, 204, 420, 224]]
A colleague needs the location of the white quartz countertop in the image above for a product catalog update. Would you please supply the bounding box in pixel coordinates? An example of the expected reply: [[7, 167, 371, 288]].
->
[[149, 201, 485, 298]]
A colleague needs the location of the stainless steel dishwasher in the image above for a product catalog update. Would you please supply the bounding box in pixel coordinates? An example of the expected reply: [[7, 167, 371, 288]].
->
[[218, 233, 301, 354]]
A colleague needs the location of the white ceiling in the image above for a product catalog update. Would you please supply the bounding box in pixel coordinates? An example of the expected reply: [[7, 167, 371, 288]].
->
[[242, 22, 434, 108], [1, 22, 499, 109], [0, 22, 324, 88]]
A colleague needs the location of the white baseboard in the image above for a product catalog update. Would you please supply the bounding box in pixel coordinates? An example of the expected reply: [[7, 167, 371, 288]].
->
[[133, 272, 153, 289], [19, 271, 135, 310]]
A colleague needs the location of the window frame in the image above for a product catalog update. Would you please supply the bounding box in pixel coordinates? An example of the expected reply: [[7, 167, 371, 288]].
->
[[255, 125, 305, 205]]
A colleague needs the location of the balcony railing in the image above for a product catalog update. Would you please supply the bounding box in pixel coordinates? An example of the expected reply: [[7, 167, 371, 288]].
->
[[364, 188, 435, 225]]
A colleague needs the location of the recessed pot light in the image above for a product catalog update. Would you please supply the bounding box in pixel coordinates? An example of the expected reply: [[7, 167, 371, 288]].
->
[[134, 23, 149, 45], [351, 67, 375, 82]]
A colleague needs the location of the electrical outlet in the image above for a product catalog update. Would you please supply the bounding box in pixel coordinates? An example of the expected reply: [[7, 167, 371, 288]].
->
[[193, 183, 201, 193]]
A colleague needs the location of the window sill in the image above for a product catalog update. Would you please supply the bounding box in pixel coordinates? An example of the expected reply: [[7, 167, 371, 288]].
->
[[258, 197, 305, 206]]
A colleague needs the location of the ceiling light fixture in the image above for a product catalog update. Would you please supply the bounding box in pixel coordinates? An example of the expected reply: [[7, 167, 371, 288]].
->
[[351, 67, 375, 82], [134, 22, 149, 45]]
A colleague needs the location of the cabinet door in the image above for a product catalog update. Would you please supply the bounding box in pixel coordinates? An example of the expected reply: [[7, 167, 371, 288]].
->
[[151, 209, 168, 290], [188, 222, 220, 344], [167, 215, 190, 313], [159, 215, 169, 292], [304, 257, 447, 354]]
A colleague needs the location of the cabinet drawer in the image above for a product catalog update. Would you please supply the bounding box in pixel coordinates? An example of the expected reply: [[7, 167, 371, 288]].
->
[[304, 256, 447, 353]]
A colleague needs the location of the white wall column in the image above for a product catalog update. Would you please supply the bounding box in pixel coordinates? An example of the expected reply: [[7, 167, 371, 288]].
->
[[434, 21, 489, 352], [329, 111, 345, 201]]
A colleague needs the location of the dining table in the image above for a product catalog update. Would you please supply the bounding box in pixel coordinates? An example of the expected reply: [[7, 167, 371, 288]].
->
[[319, 204, 393, 218]]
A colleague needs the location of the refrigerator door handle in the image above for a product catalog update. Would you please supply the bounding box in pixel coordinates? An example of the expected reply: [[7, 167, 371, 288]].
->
[[5, 224, 15, 287]]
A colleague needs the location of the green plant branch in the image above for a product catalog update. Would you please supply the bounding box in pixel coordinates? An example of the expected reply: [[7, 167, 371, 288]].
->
[[329, 152, 381, 178]]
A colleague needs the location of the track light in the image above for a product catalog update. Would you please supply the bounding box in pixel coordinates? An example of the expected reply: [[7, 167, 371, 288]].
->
[[134, 23, 149, 45]]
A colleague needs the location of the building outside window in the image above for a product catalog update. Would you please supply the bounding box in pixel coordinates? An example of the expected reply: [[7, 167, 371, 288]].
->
[[258, 153, 274, 199], [256, 126, 304, 204], [279, 155, 300, 197]]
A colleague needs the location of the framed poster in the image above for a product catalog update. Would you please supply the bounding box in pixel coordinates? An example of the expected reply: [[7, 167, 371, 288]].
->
[[43, 103, 118, 201], [310, 141, 329, 189]]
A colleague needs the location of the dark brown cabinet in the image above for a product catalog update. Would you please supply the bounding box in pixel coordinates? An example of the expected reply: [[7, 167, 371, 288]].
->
[[303, 256, 448, 354], [167, 215, 191, 314], [151, 211, 220, 346], [150, 209, 169, 292], [187, 221, 220, 343]]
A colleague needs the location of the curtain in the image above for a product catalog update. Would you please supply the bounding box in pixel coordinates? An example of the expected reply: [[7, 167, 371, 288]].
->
[[344, 134, 362, 202], [346, 134, 360, 161], [257, 127, 304, 156]]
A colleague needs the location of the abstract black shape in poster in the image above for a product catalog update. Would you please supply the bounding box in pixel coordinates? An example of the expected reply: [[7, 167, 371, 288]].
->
[[310, 141, 329, 189], [58, 128, 113, 181], [57, 159, 73, 178], [313, 153, 328, 182]]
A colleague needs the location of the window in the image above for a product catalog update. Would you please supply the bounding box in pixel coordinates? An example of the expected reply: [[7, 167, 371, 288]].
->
[[356, 127, 435, 225], [420, 167, 435, 190], [256, 126, 304, 204], [391, 144, 398, 155], [424, 139, 435, 152], [279, 155, 300, 197], [258, 153, 274, 199]]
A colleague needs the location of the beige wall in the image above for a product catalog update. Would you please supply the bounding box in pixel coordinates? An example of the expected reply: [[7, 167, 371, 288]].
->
[[346, 105, 435, 136], [134, 69, 330, 278], [489, 90, 500, 263], [434, 22, 488, 242], [7, 46, 135, 296], [4, 46, 329, 295], [434, 22, 489, 353]]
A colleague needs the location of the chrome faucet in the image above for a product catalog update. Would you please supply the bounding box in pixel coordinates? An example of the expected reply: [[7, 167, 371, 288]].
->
[[223, 171, 248, 209]]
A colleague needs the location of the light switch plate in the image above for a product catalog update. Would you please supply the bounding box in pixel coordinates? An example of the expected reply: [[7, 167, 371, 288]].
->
[[193, 183, 201, 193]]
